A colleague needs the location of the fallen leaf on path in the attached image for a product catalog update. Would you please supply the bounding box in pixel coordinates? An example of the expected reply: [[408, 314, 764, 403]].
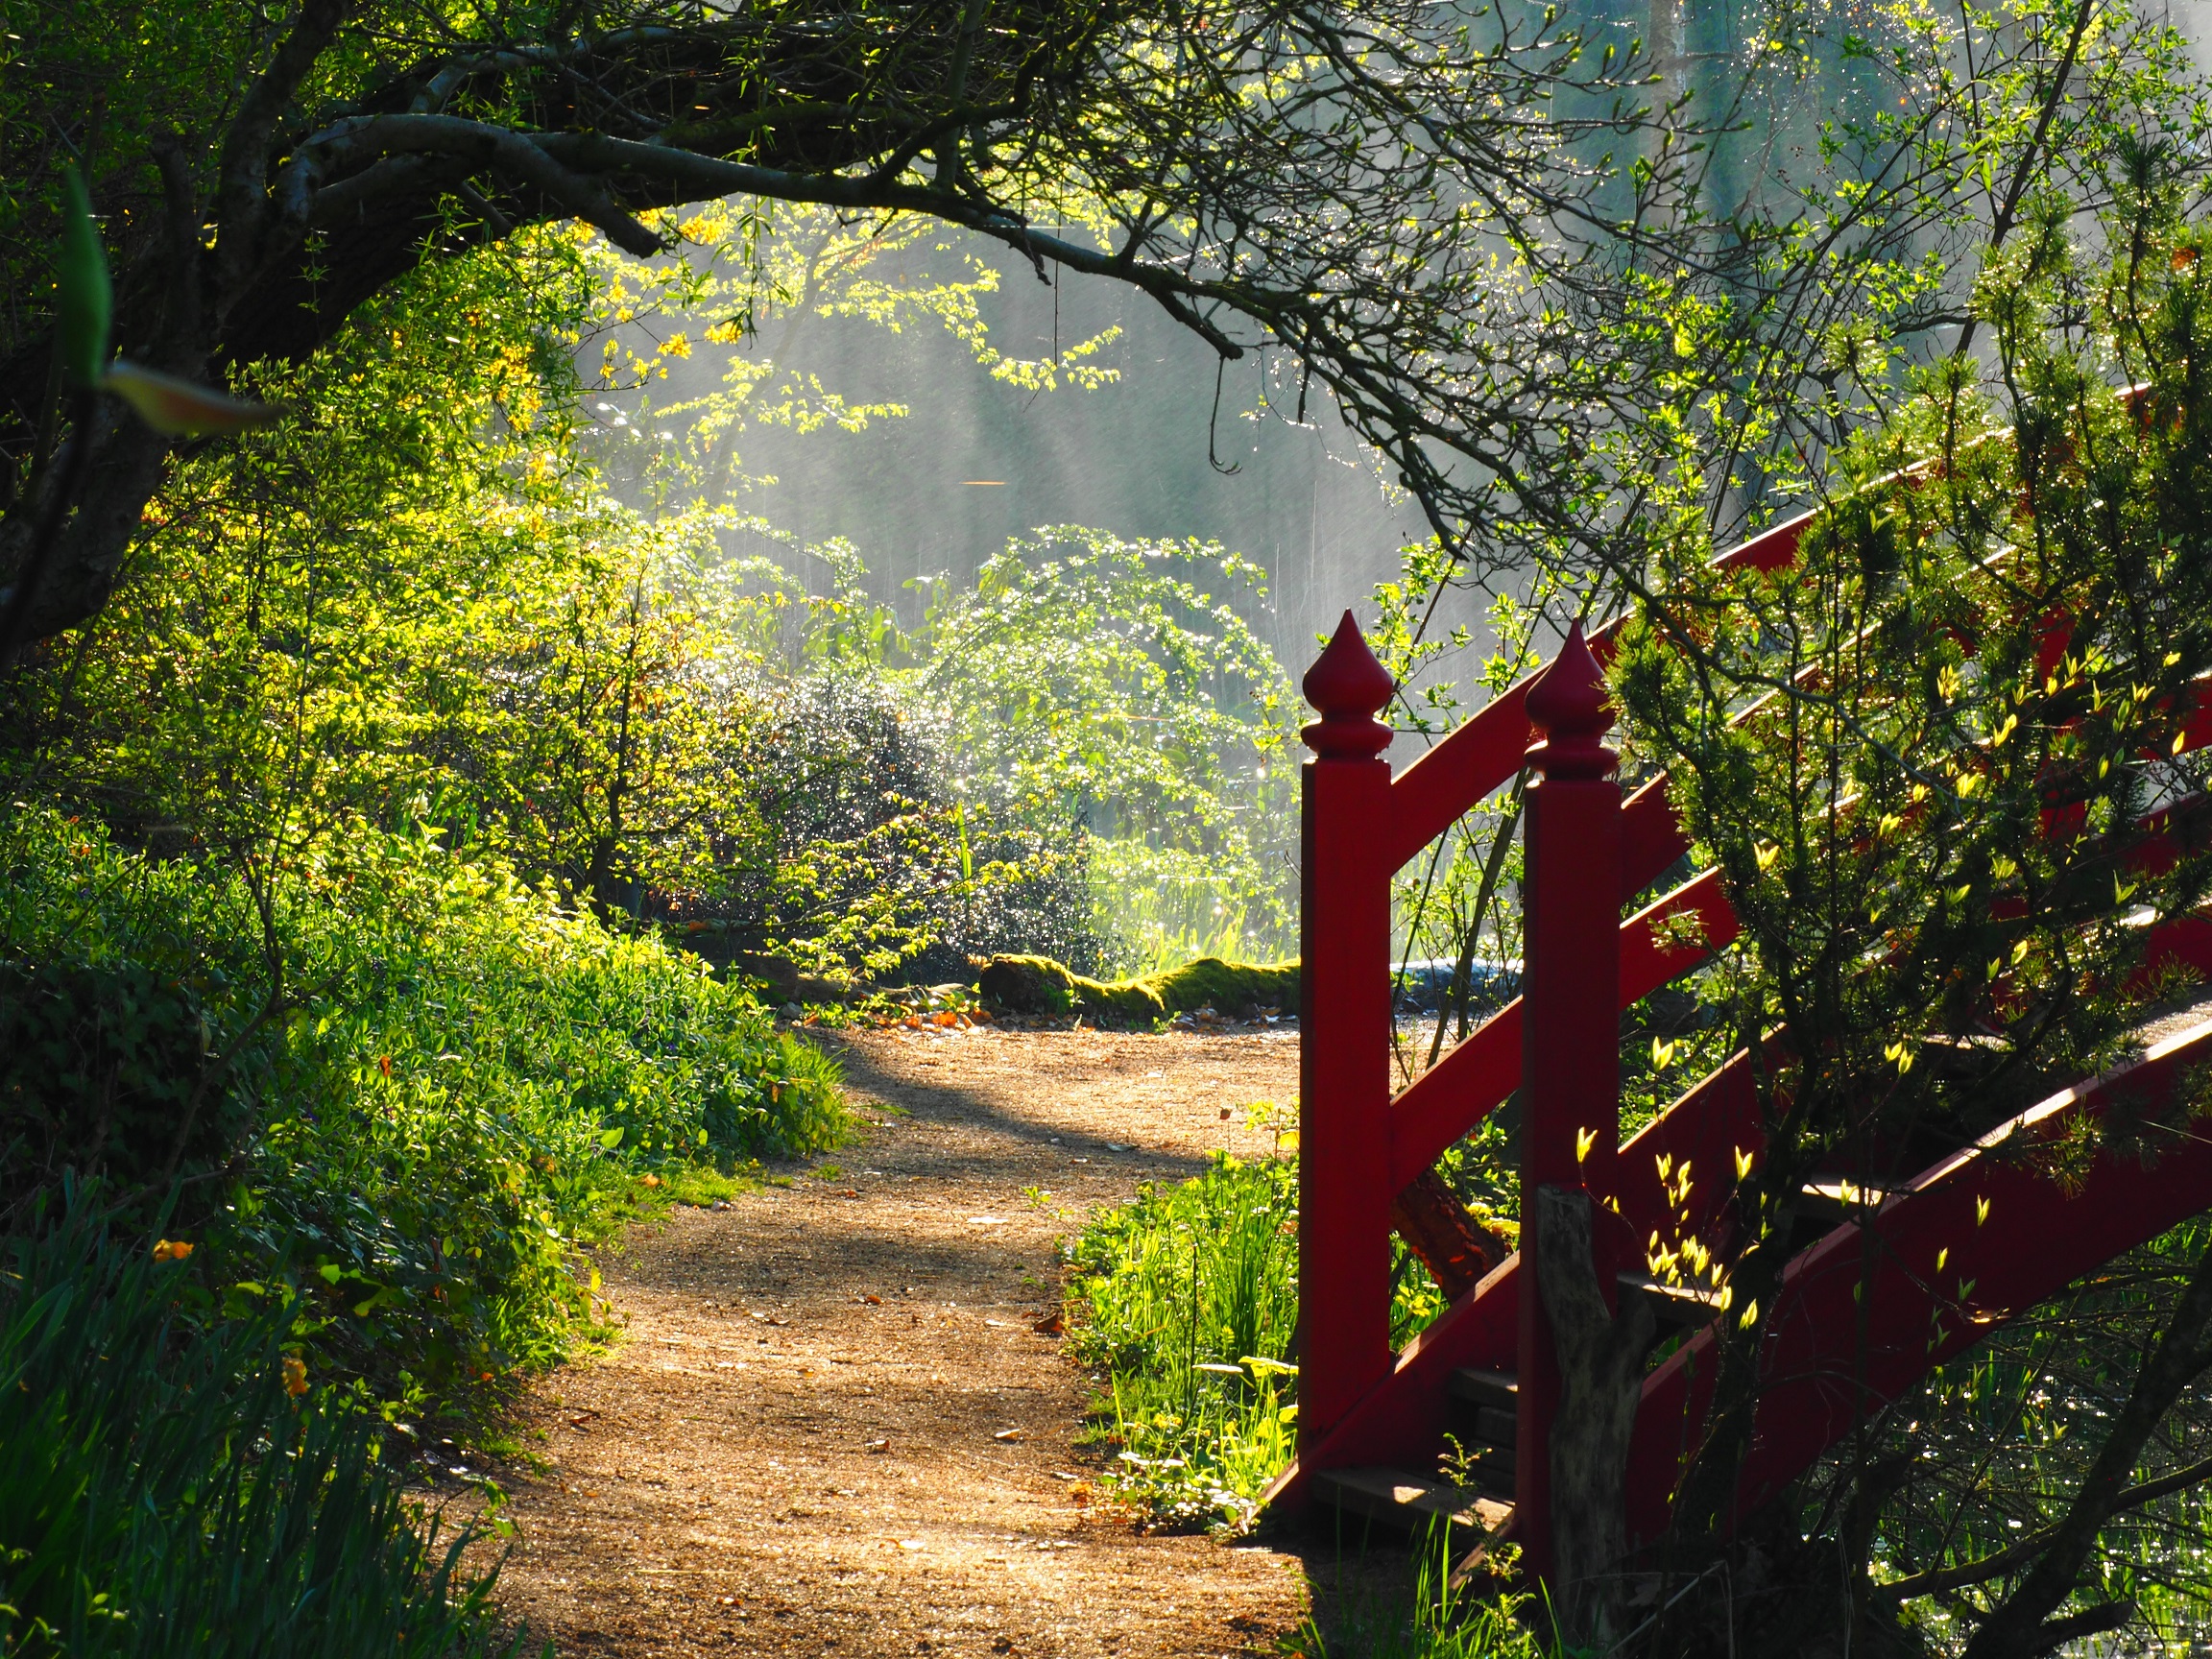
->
[[857, 1293, 882, 1305], [993, 1429, 1023, 1442], [864, 1438, 890, 1453], [1031, 1312, 1064, 1336], [899, 1538, 926, 1551]]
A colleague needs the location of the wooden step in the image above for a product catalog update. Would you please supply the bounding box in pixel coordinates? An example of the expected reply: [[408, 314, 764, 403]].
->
[[1446, 1366, 1518, 1414], [1618, 1270, 1723, 1327], [1797, 1179, 1888, 1222], [1310, 1466, 1512, 1534], [1466, 1405, 1516, 1448]]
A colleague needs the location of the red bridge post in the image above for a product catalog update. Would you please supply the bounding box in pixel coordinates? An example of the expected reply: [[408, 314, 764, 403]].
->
[[1516, 622, 1623, 1585], [1297, 612, 1398, 1450]]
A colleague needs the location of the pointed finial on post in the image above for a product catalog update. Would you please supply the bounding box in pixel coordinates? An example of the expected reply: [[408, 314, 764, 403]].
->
[[1524, 620, 1616, 781], [1302, 611, 1395, 759]]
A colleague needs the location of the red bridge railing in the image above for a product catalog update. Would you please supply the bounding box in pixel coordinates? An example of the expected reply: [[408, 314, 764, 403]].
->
[[1275, 506, 2212, 1591]]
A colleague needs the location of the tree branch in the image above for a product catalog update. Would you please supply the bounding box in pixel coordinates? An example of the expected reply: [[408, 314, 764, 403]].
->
[[1959, 1234, 2212, 1659], [285, 113, 663, 255], [214, 0, 357, 306], [1881, 1447, 2212, 1602]]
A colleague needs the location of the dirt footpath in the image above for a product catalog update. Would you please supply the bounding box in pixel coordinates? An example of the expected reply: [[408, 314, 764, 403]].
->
[[482, 1025, 1336, 1658]]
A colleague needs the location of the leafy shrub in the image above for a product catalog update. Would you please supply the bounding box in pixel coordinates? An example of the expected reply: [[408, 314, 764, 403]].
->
[[0, 1191, 524, 1659], [0, 957, 250, 1198], [0, 804, 845, 1405], [669, 668, 1098, 981], [912, 529, 1300, 972]]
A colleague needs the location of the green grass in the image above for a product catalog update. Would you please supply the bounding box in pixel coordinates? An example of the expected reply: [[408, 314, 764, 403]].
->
[[1291, 1525, 1546, 1659], [1064, 1152, 1445, 1533], [1065, 1156, 1542, 1654]]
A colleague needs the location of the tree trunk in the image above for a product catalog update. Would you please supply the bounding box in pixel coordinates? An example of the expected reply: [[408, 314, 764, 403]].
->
[[1535, 1183, 1656, 1651], [1391, 1166, 1505, 1301]]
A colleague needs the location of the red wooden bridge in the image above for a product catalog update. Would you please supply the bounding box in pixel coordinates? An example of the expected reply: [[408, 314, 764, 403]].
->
[[1267, 510, 2212, 1588]]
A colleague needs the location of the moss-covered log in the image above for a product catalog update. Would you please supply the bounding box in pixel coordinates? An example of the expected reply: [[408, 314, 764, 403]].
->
[[975, 953, 1300, 1022]]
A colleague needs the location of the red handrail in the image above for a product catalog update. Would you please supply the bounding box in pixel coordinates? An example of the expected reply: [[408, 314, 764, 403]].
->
[[1276, 482, 2212, 1574], [1374, 514, 1814, 873]]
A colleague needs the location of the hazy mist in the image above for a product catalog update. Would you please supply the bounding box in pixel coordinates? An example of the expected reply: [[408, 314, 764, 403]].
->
[[599, 230, 1470, 676]]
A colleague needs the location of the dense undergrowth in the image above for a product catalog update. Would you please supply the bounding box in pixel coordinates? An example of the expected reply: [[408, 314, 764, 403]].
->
[[1065, 1153, 1557, 1657], [1, 802, 843, 1402], [1064, 1149, 1449, 1535]]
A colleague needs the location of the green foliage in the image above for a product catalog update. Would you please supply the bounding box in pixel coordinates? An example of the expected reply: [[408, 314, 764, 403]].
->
[[1065, 1154, 1301, 1532], [685, 666, 1095, 981], [1292, 1526, 1545, 1659], [12, 238, 722, 919], [912, 528, 1299, 970], [1863, 1220, 2212, 1651], [1065, 1152, 1443, 1532], [0, 1191, 525, 1659], [1607, 164, 2212, 1620], [0, 803, 843, 1405], [0, 956, 242, 1200], [1368, 550, 1557, 1080], [8, 231, 1267, 985], [54, 167, 108, 389]]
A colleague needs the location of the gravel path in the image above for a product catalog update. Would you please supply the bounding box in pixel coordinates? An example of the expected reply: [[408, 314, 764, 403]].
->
[[478, 1023, 1371, 1658]]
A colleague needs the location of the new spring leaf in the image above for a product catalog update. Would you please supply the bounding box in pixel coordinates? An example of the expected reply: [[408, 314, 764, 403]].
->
[[57, 168, 111, 388]]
